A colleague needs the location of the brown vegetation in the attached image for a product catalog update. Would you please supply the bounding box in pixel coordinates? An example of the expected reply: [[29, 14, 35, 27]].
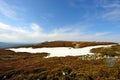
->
[[32, 41, 117, 48], [91, 44, 120, 56], [0, 41, 119, 80], [0, 48, 120, 80]]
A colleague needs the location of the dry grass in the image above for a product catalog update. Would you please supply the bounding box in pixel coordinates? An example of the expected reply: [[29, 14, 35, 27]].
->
[[32, 41, 117, 48], [91, 44, 120, 56], [0, 49, 120, 79], [0, 41, 119, 80]]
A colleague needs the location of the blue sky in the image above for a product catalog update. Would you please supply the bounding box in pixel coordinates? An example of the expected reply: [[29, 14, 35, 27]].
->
[[0, 0, 120, 43]]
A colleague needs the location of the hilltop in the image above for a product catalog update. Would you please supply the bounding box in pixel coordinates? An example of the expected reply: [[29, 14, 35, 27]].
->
[[31, 41, 117, 48]]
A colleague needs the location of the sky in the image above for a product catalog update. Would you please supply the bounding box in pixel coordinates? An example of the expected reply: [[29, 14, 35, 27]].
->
[[0, 0, 120, 43]]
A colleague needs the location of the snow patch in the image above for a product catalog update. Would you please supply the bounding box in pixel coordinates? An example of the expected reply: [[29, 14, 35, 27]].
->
[[8, 45, 112, 58]]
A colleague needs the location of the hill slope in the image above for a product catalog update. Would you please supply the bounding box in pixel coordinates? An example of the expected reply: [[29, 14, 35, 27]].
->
[[32, 41, 117, 48]]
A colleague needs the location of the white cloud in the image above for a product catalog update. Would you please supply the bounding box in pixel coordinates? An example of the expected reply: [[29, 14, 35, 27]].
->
[[0, 0, 17, 18], [102, 9, 120, 20], [103, 3, 120, 8], [0, 23, 26, 34], [91, 0, 120, 21], [94, 32, 110, 36], [97, 0, 120, 21], [30, 23, 42, 33], [0, 0, 24, 20], [0, 22, 78, 43], [0, 22, 119, 43]]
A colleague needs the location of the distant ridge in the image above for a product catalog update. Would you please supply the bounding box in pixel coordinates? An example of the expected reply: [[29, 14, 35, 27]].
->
[[0, 42, 30, 48]]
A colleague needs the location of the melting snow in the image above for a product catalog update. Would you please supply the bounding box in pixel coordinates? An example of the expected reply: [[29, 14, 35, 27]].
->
[[8, 45, 112, 57]]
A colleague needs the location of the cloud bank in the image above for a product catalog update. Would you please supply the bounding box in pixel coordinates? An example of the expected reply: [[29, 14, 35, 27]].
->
[[0, 22, 119, 43]]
